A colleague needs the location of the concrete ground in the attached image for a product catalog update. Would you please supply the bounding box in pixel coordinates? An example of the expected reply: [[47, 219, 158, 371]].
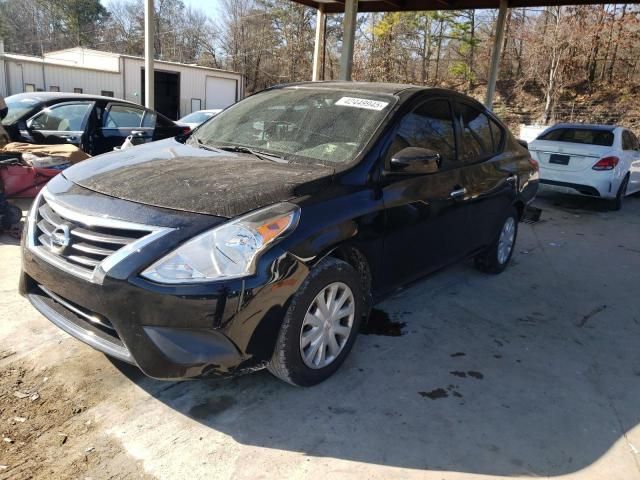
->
[[1, 189, 640, 480]]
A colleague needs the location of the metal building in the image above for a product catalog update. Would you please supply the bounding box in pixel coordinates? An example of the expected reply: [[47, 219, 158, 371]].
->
[[0, 43, 244, 120]]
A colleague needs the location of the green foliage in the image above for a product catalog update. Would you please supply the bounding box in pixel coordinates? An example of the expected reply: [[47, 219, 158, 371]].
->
[[40, 0, 109, 45], [450, 61, 475, 82]]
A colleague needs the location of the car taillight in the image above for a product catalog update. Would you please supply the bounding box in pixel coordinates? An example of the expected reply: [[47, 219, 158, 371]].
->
[[181, 126, 191, 135], [529, 157, 539, 170], [592, 156, 619, 170]]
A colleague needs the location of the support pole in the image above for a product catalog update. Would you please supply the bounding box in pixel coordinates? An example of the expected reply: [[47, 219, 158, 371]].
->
[[144, 0, 155, 109], [485, 0, 508, 109], [339, 0, 358, 81], [312, 5, 326, 81]]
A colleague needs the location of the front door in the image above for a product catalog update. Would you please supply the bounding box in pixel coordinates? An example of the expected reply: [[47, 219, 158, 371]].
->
[[22, 102, 94, 153], [381, 97, 470, 289]]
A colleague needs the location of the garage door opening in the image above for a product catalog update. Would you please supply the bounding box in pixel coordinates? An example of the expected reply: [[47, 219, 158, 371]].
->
[[141, 69, 180, 120]]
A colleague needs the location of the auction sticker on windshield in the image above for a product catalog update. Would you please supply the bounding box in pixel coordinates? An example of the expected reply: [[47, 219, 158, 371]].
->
[[335, 97, 389, 111]]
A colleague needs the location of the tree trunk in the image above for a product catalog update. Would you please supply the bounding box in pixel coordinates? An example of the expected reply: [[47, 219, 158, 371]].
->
[[608, 4, 627, 83]]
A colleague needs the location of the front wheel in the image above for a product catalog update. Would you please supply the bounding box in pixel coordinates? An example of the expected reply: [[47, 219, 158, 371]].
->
[[474, 207, 519, 274], [268, 257, 364, 386]]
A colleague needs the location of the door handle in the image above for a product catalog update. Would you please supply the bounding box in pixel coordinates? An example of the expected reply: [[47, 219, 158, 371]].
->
[[60, 135, 77, 141], [450, 187, 467, 199], [131, 130, 145, 136]]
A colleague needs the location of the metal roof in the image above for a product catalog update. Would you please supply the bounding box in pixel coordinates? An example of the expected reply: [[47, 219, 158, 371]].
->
[[292, 0, 630, 12]]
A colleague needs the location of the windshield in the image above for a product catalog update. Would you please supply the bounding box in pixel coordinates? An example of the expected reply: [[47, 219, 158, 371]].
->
[[191, 88, 396, 165], [538, 128, 614, 147], [180, 111, 217, 124], [1, 96, 41, 125]]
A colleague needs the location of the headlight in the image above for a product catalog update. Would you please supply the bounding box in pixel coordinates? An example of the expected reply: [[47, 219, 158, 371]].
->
[[141, 203, 300, 284]]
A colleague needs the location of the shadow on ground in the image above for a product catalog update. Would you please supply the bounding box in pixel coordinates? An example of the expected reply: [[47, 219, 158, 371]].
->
[[94, 192, 640, 476]]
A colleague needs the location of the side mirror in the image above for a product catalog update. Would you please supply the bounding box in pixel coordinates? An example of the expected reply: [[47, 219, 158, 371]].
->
[[390, 147, 440, 174]]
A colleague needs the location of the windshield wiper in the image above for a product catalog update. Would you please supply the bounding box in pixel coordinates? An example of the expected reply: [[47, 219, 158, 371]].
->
[[191, 136, 219, 152], [213, 145, 289, 164]]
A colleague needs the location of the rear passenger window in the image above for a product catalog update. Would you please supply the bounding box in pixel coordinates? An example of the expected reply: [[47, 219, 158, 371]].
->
[[142, 111, 157, 128], [457, 103, 501, 163], [388, 99, 456, 165], [103, 105, 145, 128]]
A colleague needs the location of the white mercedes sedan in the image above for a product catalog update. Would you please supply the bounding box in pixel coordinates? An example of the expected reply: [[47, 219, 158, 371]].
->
[[529, 124, 640, 210]]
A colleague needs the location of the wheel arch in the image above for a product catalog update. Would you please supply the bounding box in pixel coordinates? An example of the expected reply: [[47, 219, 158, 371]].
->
[[314, 244, 374, 320]]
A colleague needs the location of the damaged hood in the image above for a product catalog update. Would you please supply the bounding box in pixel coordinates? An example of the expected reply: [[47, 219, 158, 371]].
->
[[63, 138, 334, 218]]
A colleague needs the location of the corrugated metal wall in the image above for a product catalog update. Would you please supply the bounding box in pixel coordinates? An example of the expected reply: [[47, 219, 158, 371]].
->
[[4, 60, 121, 98], [2, 54, 244, 118], [0, 58, 6, 97]]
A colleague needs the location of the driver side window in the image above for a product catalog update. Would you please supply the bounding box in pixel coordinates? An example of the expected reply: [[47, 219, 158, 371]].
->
[[30, 103, 92, 132], [387, 99, 456, 166]]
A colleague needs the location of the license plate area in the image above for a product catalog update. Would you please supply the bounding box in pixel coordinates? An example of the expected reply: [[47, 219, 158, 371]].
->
[[549, 154, 570, 165]]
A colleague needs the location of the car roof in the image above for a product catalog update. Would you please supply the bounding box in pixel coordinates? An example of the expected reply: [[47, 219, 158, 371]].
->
[[267, 81, 487, 109], [548, 123, 618, 131], [280, 81, 420, 96], [7, 92, 143, 106]]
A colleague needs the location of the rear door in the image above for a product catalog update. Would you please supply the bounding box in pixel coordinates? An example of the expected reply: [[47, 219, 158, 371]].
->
[[381, 96, 470, 288], [453, 100, 516, 251], [97, 103, 154, 155], [22, 101, 94, 153]]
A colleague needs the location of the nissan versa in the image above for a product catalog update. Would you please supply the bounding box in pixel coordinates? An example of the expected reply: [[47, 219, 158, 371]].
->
[[20, 82, 539, 386]]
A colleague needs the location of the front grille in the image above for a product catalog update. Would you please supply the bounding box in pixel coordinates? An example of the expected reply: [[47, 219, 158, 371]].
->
[[27, 192, 173, 283]]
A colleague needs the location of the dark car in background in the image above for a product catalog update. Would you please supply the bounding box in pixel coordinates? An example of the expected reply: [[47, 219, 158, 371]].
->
[[20, 82, 538, 387], [2, 93, 188, 156]]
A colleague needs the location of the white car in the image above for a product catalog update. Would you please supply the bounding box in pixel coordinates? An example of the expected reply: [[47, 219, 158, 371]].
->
[[529, 124, 640, 210], [177, 109, 222, 130]]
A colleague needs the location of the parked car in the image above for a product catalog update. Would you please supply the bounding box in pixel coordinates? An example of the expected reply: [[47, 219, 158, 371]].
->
[[20, 82, 538, 386], [177, 109, 223, 129], [2, 93, 189, 156], [529, 123, 640, 210]]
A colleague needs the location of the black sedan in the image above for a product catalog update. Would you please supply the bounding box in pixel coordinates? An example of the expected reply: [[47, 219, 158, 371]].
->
[[2, 93, 187, 156], [20, 82, 539, 386]]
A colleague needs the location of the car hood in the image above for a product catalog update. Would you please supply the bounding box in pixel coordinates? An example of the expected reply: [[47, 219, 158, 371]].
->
[[63, 138, 335, 218]]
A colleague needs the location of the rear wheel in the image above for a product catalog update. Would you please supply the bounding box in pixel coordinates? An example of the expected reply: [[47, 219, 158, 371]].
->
[[474, 207, 519, 274], [268, 257, 364, 386], [610, 174, 629, 211]]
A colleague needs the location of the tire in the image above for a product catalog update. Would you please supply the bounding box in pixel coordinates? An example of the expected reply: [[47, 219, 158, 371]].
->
[[610, 174, 629, 211], [474, 207, 519, 275], [268, 257, 364, 386]]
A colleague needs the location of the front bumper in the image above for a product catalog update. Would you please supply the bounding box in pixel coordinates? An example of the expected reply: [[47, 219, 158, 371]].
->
[[20, 179, 309, 380], [21, 244, 307, 380]]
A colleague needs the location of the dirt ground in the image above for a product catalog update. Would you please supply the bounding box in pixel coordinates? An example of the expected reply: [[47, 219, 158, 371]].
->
[[1, 189, 640, 480]]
